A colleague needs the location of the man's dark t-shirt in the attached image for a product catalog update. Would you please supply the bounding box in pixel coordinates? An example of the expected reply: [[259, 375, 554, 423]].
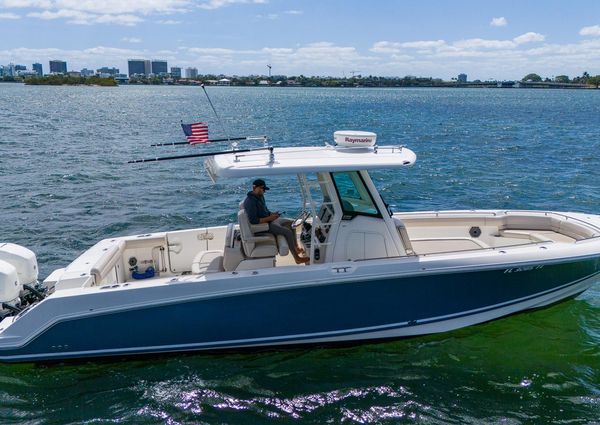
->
[[243, 191, 271, 225]]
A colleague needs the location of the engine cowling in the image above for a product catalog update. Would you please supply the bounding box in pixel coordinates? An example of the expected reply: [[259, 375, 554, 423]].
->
[[0, 260, 21, 307], [0, 243, 38, 287]]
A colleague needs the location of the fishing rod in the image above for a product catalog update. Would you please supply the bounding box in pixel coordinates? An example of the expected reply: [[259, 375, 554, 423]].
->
[[128, 147, 272, 164], [150, 135, 267, 147]]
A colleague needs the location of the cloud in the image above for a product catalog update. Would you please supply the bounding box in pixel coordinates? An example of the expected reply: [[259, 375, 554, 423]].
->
[[370, 41, 401, 54], [454, 38, 515, 49], [401, 40, 447, 50], [122, 37, 142, 43], [0, 1, 53, 7], [0, 0, 268, 25], [180, 41, 373, 75], [198, 0, 267, 10], [370, 40, 446, 53], [187, 47, 248, 55], [0, 0, 190, 15], [27, 9, 143, 25], [284, 10, 302, 15], [262, 47, 294, 55], [0, 12, 20, 19], [1, 0, 191, 26], [513, 32, 545, 44], [256, 13, 277, 19], [367, 34, 600, 80], [580, 25, 600, 37], [490, 17, 507, 27]]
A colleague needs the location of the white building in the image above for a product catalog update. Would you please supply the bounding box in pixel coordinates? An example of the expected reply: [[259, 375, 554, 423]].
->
[[16, 70, 38, 77], [185, 67, 198, 79], [2, 63, 16, 77]]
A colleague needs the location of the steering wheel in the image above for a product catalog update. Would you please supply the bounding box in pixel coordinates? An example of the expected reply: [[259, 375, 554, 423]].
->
[[291, 210, 310, 229]]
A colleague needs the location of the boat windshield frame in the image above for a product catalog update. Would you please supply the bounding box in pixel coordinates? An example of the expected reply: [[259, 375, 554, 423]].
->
[[330, 171, 383, 220]]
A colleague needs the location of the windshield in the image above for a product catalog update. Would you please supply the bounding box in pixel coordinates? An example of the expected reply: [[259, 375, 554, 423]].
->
[[331, 171, 381, 218]]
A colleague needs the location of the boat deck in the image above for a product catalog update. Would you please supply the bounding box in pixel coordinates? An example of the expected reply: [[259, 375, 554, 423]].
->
[[409, 229, 576, 255], [397, 211, 599, 256]]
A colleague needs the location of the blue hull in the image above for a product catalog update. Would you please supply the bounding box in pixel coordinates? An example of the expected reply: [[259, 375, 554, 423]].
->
[[2, 257, 600, 362]]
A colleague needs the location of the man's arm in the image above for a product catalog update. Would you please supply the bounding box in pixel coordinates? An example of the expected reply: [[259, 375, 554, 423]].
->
[[259, 212, 279, 224]]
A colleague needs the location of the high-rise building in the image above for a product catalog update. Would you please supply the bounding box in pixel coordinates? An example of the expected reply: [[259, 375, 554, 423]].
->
[[2, 63, 16, 77], [49, 60, 67, 74], [97, 67, 119, 76], [32, 63, 43, 76], [80, 68, 95, 77], [185, 67, 198, 79], [151, 60, 168, 75], [15, 65, 26, 71], [128, 59, 148, 76], [170, 67, 182, 78], [458, 73, 467, 83]]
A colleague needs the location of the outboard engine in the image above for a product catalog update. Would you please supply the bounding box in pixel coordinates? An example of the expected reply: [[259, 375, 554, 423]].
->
[[0, 260, 21, 311], [0, 243, 39, 316]]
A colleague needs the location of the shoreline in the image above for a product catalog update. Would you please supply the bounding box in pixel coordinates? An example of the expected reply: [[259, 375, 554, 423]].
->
[[1, 80, 596, 90]]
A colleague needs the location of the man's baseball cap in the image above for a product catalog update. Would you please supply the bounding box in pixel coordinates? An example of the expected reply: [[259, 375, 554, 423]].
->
[[252, 179, 270, 190]]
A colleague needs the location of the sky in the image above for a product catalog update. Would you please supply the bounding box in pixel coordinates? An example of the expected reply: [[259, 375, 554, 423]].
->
[[1, 0, 600, 80]]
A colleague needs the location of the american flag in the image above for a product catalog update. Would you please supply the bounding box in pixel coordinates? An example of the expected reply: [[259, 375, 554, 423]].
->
[[181, 122, 209, 144]]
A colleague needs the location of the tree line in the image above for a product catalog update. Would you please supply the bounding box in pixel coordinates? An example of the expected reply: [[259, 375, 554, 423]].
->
[[522, 72, 600, 87], [22, 75, 117, 86], [4, 71, 599, 88]]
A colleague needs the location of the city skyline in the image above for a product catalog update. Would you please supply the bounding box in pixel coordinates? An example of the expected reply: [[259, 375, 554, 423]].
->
[[1, 1, 600, 80]]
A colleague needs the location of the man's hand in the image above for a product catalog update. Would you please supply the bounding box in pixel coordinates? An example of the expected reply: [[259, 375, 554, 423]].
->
[[260, 212, 280, 224]]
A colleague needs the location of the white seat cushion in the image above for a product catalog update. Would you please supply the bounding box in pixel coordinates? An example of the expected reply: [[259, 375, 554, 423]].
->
[[191, 250, 224, 274], [250, 242, 278, 257]]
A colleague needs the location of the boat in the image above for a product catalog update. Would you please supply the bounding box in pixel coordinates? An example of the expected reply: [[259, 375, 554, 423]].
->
[[1, 130, 599, 363]]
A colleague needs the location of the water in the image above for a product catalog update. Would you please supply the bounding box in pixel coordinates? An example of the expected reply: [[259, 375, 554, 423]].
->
[[0, 84, 599, 424]]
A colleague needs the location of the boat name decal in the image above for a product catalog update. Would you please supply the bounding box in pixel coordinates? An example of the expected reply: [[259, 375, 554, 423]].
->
[[198, 233, 214, 240], [504, 265, 544, 274]]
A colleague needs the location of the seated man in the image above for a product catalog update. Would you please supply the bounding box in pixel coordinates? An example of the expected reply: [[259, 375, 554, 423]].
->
[[243, 179, 309, 264]]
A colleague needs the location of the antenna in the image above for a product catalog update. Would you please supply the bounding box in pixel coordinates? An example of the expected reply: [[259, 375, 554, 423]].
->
[[200, 83, 234, 147]]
